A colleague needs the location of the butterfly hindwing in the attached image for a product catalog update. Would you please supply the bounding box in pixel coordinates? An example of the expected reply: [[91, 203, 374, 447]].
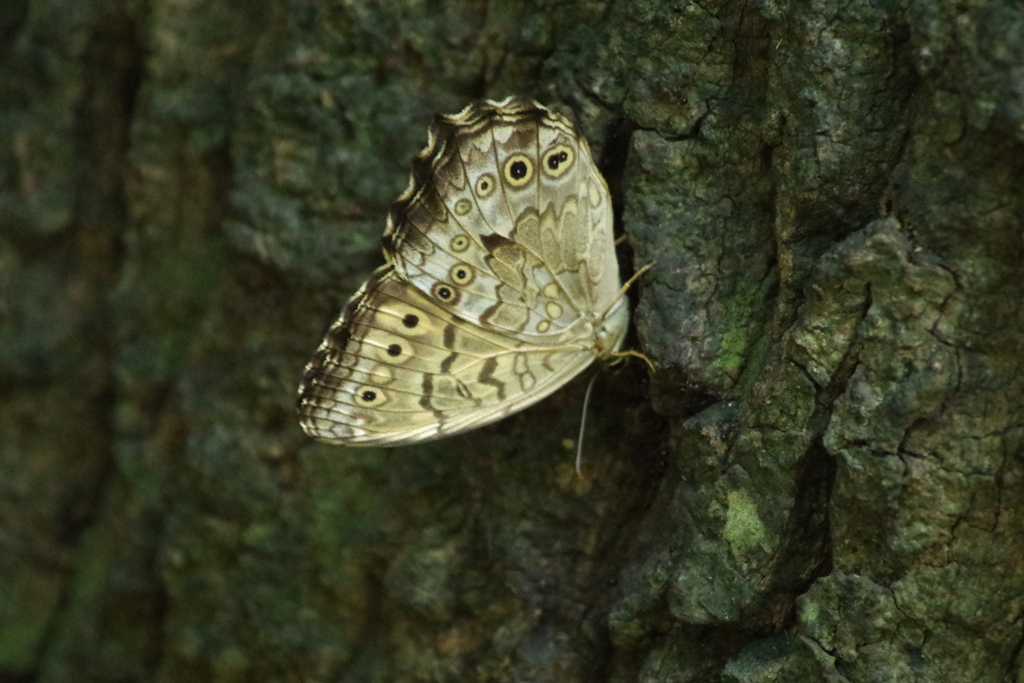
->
[[298, 267, 596, 445]]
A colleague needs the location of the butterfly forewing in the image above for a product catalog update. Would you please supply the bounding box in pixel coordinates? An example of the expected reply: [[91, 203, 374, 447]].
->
[[386, 100, 604, 344]]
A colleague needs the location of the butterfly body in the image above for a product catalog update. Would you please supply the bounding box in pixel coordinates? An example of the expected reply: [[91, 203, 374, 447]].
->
[[298, 97, 629, 446]]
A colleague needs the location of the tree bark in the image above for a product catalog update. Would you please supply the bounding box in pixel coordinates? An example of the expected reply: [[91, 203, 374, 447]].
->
[[2, 0, 1022, 681]]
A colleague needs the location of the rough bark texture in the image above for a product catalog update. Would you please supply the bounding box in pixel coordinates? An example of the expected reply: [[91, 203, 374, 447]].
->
[[2, 1, 1022, 681]]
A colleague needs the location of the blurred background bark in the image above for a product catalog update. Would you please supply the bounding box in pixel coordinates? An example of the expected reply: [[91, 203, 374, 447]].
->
[[2, 0, 1022, 681]]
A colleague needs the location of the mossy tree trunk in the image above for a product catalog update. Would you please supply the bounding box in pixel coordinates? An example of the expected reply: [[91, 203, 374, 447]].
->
[[2, 0, 1022, 681]]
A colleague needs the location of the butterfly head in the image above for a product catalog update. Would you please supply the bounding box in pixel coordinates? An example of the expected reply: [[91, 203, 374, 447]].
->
[[592, 296, 630, 359]]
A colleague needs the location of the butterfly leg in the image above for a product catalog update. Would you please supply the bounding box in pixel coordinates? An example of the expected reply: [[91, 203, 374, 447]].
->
[[621, 260, 655, 293], [602, 260, 656, 317], [603, 261, 657, 372], [609, 348, 656, 373]]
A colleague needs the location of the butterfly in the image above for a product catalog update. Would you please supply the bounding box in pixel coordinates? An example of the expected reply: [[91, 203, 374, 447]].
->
[[297, 96, 646, 446]]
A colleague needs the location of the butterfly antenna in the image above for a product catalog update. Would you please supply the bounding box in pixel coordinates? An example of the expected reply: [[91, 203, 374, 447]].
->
[[576, 372, 600, 479]]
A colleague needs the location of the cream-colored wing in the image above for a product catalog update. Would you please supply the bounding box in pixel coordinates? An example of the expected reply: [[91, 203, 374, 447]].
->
[[297, 266, 597, 446], [298, 98, 633, 447], [381, 97, 622, 351]]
